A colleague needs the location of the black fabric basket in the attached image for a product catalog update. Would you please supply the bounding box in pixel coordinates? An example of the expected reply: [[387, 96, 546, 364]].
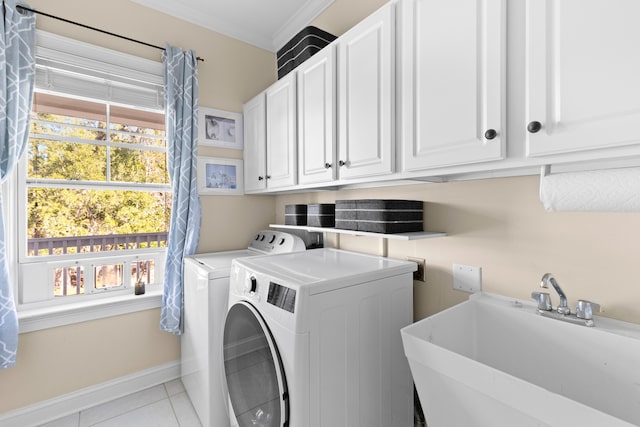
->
[[307, 203, 335, 227], [285, 204, 308, 225], [335, 199, 424, 234], [277, 26, 336, 79]]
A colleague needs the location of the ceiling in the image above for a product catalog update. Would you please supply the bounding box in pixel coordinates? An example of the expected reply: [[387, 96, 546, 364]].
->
[[130, 0, 335, 52]]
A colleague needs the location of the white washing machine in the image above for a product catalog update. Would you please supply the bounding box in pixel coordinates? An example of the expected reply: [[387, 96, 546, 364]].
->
[[182, 230, 307, 427], [222, 248, 416, 427]]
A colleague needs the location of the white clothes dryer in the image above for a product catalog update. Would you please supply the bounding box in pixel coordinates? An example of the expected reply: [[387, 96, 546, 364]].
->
[[223, 248, 416, 427], [182, 230, 306, 427]]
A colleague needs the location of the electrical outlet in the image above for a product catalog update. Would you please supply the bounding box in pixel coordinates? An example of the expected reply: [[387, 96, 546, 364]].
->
[[408, 257, 426, 282], [453, 264, 482, 293]]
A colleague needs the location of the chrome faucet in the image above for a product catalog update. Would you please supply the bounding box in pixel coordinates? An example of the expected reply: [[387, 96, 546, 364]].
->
[[531, 273, 599, 326], [540, 273, 570, 315]]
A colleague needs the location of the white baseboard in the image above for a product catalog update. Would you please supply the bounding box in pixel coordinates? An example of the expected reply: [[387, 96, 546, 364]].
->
[[0, 360, 180, 427]]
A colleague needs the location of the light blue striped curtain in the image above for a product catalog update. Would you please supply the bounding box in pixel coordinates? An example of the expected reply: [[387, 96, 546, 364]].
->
[[160, 45, 201, 334], [0, 0, 36, 369]]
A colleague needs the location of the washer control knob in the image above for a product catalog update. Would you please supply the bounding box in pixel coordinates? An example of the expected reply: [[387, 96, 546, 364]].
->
[[245, 276, 258, 294]]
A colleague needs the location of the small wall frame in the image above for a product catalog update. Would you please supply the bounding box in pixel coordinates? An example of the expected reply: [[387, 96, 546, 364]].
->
[[198, 107, 243, 150], [197, 156, 244, 195]]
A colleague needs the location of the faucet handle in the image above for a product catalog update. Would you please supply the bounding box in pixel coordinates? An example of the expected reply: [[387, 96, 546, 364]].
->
[[531, 291, 552, 311], [576, 300, 600, 320]]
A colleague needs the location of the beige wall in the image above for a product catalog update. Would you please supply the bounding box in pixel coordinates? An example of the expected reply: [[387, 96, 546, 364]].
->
[[275, 176, 640, 324], [0, 0, 278, 413], [0, 310, 180, 412]]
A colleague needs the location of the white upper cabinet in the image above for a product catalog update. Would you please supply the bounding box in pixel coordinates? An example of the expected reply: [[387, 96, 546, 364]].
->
[[297, 45, 336, 185], [266, 72, 298, 189], [246, 0, 640, 194], [525, 0, 640, 157], [399, 0, 505, 172], [337, 2, 395, 180], [243, 92, 267, 192]]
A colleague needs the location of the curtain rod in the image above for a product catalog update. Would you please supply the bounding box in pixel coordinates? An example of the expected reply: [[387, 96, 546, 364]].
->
[[14, 4, 205, 62]]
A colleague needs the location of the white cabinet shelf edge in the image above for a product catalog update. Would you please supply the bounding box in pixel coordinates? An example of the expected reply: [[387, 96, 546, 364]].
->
[[269, 224, 446, 241]]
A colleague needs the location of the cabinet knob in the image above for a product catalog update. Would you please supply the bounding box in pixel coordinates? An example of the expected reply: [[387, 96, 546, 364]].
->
[[527, 121, 542, 133], [338, 160, 346, 167], [266, 175, 271, 180], [484, 129, 497, 140], [324, 163, 332, 169], [257, 176, 264, 181]]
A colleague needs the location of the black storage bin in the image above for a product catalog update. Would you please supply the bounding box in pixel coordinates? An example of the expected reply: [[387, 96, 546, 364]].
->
[[335, 200, 358, 230], [285, 204, 307, 225], [277, 26, 337, 79], [307, 203, 335, 227], [335, 199, 424, 234]]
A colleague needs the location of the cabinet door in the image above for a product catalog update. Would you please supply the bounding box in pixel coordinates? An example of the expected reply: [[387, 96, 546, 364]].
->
[[297, 45, 336, 185], [243, 93, 267, 192], [266, 73, 297, 189], [399, 0, 505, 172], [526, 0, 640, 156], [337, 3, 394, 180]]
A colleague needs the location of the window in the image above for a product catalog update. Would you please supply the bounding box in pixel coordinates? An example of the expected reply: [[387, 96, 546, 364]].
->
[[17, 31, 168, 307]]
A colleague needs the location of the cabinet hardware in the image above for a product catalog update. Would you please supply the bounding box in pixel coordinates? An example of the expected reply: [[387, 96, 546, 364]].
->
[[324, 163, 332, 169], [484, 129, 497, 140], [527, 121, 542, 133]]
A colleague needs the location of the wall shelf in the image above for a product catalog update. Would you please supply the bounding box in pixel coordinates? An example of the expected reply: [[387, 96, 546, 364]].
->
[[269, 224, 447, 241]]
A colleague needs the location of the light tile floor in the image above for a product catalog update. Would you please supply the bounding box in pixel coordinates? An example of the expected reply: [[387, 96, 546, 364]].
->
[[38, 380, 202, 427], [38, 378, 426, 427]]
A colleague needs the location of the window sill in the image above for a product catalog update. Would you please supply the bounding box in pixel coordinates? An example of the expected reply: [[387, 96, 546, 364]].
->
[[17, 288, 163, 334]]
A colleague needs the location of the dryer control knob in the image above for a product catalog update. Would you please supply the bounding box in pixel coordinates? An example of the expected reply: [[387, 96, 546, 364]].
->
[[245, 276, 258, 294]]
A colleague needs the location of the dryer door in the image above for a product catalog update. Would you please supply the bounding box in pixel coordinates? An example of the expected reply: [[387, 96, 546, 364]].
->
[[223, 301, 289, 427]]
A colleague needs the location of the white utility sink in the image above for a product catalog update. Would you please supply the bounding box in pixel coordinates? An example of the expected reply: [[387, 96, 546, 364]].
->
[[402, 292, 640, 427]]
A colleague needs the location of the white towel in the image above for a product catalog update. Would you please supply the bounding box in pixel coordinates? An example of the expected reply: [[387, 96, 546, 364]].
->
[[539, 167, 640, 212]]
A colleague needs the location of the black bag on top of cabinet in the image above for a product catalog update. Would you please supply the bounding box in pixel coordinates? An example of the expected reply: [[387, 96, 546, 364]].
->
[[277, 26, 337, 79]]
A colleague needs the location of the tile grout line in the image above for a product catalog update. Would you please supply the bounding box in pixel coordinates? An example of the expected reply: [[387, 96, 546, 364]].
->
[[40, 382, 182, 427], [85, 398, 172, 427], [164, 384, 180, 425], [82, 387, 169, 427], [166, 394, 181, 426]]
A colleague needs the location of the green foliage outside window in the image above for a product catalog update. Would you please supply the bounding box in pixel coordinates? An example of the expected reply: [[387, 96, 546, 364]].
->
[[26, 95, 171, 248]]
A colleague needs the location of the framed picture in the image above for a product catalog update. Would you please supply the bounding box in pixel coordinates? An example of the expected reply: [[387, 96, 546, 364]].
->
[[198, 107, 243, 150], [197, 157, 244, 195]]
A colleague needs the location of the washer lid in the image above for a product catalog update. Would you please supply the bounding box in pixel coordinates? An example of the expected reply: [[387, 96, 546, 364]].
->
[[234, 248, 417, 295], [187, 249, 256, 279]]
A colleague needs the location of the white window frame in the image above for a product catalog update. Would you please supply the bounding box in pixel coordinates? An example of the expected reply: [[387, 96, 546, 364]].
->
[[12, 31, 170, 328]]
